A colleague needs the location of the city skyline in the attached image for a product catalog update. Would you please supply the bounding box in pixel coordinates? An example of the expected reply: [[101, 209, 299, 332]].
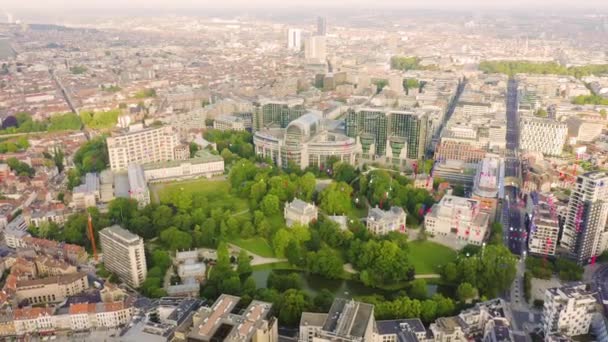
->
[[4, 0, 608, 11], [1, 2, 608, 341]]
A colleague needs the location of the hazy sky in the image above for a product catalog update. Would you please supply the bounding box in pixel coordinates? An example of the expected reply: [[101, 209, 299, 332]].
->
[[4, 0, 608, 11]]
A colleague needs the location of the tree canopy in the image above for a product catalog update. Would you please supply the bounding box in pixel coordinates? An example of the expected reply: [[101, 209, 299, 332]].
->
[[479, 60, 608, 78]]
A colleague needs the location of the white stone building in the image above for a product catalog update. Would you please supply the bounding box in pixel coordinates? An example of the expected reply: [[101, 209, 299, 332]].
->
[[284, 198, 318, 227], [425, 195, 490, 245], [142, 151, 224, 183], [366, 206, 406, 235]]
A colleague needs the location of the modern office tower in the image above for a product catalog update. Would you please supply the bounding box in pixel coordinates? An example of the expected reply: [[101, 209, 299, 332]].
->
[[253, 113, 359, 170], [299, 298, 375, 342], [528, 202, 560, 256], [127, 165, 150, 208], [316, 16, 327, 36], [345, 108, 429, 164], [542, 283, 597, 337], [425, 195, 490, 246], [107, 124, 180, 171], [366, 206, 406, 235], [519, 117, 567, 156], [287, 28, 302, 51], [560, 171, 608, 264], [304, 35, 326, 63], [99, 225, 147, 288], [472, 157, 503, 222], [253, 99, 307, 131]]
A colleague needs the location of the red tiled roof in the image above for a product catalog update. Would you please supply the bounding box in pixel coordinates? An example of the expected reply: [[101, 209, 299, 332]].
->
[[69, 303, 96, 315], [14, 307, 53, 320], [102, 302, 124, 312]]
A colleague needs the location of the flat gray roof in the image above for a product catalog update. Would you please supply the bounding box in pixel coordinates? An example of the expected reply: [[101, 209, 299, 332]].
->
[[100, 225, 141, 243]]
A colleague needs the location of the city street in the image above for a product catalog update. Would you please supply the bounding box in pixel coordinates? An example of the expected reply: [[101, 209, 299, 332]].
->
[[592, 264, 608, 313], [503, 78, 527, 256], [500, 78, 542, 334]]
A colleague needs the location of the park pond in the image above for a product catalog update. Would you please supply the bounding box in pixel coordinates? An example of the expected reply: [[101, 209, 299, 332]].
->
[[251, 268, 451, 299]]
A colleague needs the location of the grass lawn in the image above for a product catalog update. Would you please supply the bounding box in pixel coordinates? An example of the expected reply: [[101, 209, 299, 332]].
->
[[152, 178, 249, 212], [267, 214, 286, 230], [409, 241, 457, 274], [229, 237, 275, 258], [346, 203, 369, 218]]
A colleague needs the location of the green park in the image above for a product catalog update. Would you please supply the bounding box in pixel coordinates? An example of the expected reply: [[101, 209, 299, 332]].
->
[[25, 129, 518, 326]]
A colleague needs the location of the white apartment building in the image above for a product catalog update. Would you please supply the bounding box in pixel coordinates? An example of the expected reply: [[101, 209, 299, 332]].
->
[[15, 272, 89, 304], [284, 198, 318, 227], [188, 295, 276, 341], [304, 35, 326, 63], [287, 28, 302, 51], [519, 117, 567, 156], [13, 308, 54, 335], [542, 283, 597, 337], [375, 319, 427, 342], [99, 225, 147, 288], [366, 206, 406, 235], [528, 203, 560, 256], [3, 215, 30, 249], [560, 171, 608, 264], [68, 302, 133, 330], [213, 114, 248, 131], [127, 164, 150, 208], [107, 124, 180, 171], [425, 195, 490, 245], [429, 316, 466, 342], [299, 298, 375, 342]]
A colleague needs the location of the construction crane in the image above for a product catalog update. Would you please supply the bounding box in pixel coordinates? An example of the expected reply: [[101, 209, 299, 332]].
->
[[87, 213, 98, 261]]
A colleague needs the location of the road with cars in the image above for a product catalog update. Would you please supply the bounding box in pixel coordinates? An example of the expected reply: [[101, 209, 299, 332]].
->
[[503, 78, 527, 256]]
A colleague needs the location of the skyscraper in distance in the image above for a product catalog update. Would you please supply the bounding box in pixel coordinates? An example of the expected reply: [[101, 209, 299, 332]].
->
[[317, 16, 327, 36], [304, 35, 326, 63], [287, 28, 302, 51]]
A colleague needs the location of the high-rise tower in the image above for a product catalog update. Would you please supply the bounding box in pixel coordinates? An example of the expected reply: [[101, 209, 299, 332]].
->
[[287, 28, 302, 51], [316, 16, 327, 36], [560, 171, 608, 264], [99, 225, 148, 288]]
